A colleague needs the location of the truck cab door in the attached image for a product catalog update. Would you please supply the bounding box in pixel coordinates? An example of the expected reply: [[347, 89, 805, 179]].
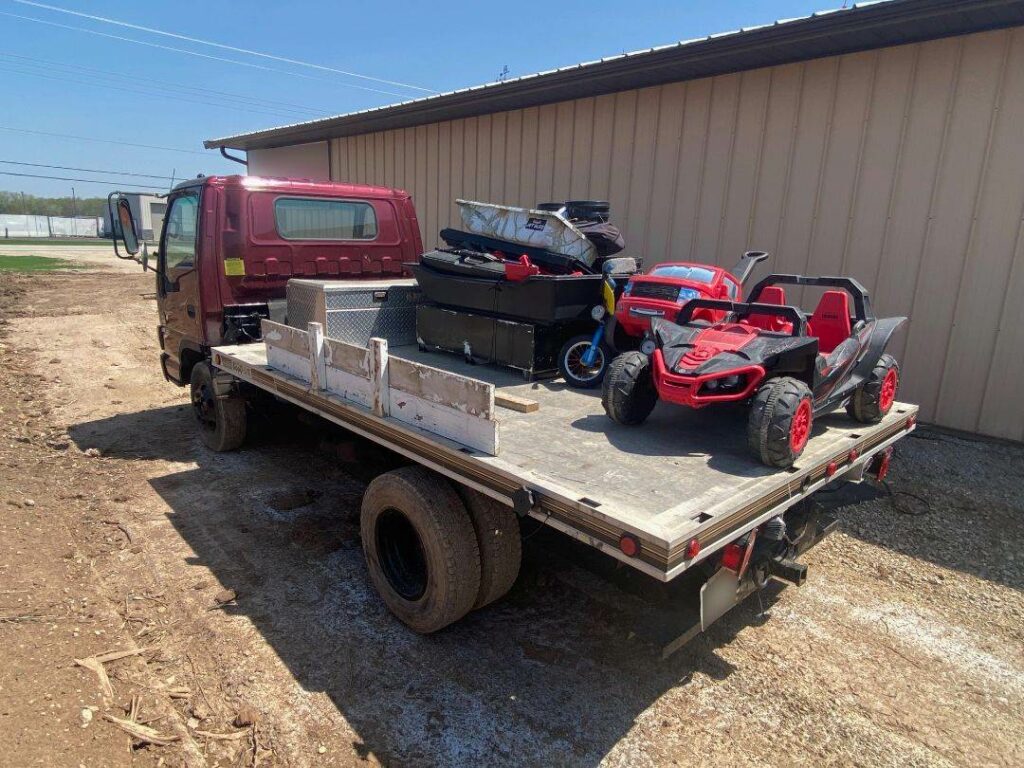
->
[[157, 190, 203, 383]]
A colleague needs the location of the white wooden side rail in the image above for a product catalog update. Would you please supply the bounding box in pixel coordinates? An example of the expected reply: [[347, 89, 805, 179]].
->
[[261, 319, 499, 455]]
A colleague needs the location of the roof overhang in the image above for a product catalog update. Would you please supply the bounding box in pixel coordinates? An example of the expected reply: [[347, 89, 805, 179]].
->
[[205, 0, 1024, 151]]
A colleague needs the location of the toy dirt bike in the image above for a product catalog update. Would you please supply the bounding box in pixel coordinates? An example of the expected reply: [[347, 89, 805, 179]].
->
[[556, 266, 621, 388]]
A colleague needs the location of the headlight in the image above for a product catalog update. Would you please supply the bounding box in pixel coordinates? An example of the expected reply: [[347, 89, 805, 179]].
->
[[623, 281, 633, 296], [591, 305, 606, 321]]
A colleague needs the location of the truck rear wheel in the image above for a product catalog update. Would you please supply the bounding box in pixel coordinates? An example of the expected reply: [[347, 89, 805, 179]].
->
[[458, 488, 522, 609], [748, 377, 813, 468], [190, 362, 246, 452], [602, 351, 658, 425], [848, 354, 900, 423], [361, 467, 481, 633]]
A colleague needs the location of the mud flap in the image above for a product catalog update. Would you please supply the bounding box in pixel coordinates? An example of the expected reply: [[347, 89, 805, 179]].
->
[[700, 567, 742, 632]]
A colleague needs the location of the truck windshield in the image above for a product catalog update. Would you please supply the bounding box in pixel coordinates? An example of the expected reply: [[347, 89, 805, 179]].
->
[[275, 197, 378, 241], [650, 265, 716, 283]]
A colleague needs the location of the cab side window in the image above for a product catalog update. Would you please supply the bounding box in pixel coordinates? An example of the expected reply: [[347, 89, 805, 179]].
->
[[164, 193, 199, 269]]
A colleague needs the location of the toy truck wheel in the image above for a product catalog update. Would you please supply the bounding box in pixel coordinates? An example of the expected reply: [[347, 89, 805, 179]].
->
[[847, 354, 900, 423], [558, 334, 610, 388], [602, 352, 658, 425], [457, 488, 522, 609], [748, 377, 814, 468], [361, 467, 481, 633], [190, 362, 246, 452]]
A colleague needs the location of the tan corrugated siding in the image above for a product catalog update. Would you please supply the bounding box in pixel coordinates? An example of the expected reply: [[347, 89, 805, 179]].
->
[[325, 27, 1024, 440]]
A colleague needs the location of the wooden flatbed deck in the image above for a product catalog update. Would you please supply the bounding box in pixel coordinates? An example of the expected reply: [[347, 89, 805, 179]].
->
[[213, 335, 917, 582]]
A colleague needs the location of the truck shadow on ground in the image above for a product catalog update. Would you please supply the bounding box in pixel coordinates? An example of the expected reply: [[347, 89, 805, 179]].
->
[[67, 405, 1023, 765], [67, 402, 790, 766]]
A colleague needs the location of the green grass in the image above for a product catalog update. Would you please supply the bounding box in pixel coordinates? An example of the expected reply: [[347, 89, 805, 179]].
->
[[0, 254, 85, 272], [0, 237, 107, 246]]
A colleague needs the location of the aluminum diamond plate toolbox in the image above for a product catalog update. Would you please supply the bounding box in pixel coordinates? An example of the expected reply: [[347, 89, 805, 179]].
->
[[286, 278, 421, 346]]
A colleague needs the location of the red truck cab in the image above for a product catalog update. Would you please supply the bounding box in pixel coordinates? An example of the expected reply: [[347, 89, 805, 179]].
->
[[113, 175, 422, 385]]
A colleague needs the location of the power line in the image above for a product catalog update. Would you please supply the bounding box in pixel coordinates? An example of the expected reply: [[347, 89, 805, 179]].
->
[[0, 160, 177, 181], [0, 125, 207, 155], [0, 11, 415, 99], [0, 170, 163, 190], [15, 0, 436, 93], [0, 52, 328, 117], [0, 61, 317, 121]]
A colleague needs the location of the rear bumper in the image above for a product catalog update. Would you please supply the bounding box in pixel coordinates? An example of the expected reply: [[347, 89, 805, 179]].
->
[[651, 350, 764, 408]]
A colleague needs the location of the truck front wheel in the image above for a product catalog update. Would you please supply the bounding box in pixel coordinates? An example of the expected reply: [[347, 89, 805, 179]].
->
[[361, 467, 481, 633], [190, 362, 247, 452]]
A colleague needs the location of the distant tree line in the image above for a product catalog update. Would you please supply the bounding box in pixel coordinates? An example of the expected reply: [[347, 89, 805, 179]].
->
[[0, 190, 107, 217]]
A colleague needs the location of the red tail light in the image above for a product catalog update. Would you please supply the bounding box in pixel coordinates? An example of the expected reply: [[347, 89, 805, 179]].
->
[[721, 543, 743, 572], [826, 461, 838, 477], [685, 538, 701, 559], [618, 533, 640, 558], [906, 415, 917, 430], [849, 448, 859, 462], [871, 447, 894, 482]]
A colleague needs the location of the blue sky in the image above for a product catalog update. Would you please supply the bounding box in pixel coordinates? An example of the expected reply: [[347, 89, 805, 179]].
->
[[0, 0, 838, 198]]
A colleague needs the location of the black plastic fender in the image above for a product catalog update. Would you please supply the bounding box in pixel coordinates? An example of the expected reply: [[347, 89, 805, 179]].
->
[[853, 316, 907, 379]]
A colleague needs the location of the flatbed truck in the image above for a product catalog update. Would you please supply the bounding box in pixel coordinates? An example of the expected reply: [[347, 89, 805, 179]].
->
[[109, 175, 918, 644]]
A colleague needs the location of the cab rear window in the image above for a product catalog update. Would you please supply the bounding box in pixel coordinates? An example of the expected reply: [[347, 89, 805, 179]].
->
[[651, 265, 715, 283], [274, 197, 378, 241]]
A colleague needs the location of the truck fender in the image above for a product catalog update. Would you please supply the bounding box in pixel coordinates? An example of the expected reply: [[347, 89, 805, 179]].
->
[[854, 317, 907, 378]]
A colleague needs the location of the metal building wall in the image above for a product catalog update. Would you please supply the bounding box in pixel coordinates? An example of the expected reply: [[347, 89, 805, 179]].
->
[[328, 27, 1024, 441]]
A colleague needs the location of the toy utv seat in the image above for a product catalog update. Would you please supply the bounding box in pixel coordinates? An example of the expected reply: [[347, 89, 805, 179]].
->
[[810, 290, 852, 353]]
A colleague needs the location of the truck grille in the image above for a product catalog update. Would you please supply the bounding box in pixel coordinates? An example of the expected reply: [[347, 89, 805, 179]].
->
[[631, 282, 680, 302]]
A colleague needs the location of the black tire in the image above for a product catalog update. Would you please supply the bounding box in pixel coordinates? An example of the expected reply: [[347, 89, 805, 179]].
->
[[747, 377, 814, 468], [361, 467, 481, 633], [558, 334, 611, 388], [602, 351, 658, 425], [457, 488, 522, 609], [190, 362, 246, 452], [847, 354, 900, 424]]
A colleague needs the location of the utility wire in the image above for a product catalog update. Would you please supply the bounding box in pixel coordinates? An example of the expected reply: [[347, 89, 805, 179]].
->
[[0, 11, 415, 99], [0, 52, 329, 117], [15, 0, 437, 93], [0, 61, 318, 120], [0, 125, 207, 155], [0, 160, 177, 181], [0, 170, 161, 190]]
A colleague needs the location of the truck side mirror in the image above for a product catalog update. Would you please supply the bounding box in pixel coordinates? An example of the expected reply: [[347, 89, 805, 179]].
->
[[108, 192, 141, 260], [117, 198, 140, 256]]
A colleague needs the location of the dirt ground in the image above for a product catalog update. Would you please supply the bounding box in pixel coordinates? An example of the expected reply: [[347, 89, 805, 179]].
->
[[0, 260, 1021, 767]]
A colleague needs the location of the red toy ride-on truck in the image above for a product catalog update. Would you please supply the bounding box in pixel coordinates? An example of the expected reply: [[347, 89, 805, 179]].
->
[[602, 274, 907, 468], [613, 251, 769, 343]]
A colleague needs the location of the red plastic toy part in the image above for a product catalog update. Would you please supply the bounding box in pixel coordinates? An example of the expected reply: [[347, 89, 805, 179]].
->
[[789, 399, 813, 454], [504, 255, 540, 282], [879, 367, 899, 412], [651, 351, 765, 408]]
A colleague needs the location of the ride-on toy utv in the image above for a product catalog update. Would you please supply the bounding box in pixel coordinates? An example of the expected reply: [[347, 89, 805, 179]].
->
[[602, 275, 906, 467]]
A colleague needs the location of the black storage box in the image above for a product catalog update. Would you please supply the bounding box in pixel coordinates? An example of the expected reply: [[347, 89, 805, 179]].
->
[[416, 304, 587, 378], [412, 258, 604, 324]]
